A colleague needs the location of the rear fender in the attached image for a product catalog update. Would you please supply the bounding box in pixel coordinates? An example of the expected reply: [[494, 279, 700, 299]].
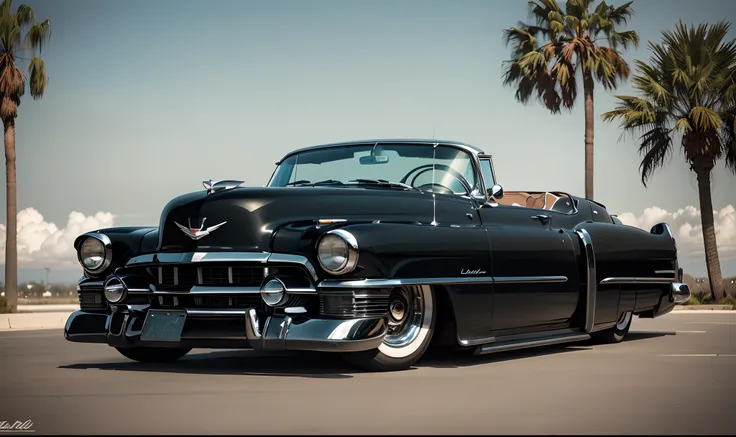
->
[[573, 221, 677, 331]]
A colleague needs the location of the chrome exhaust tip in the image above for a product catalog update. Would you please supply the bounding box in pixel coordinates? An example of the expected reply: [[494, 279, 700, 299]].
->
[[671, 282, 691, 304]]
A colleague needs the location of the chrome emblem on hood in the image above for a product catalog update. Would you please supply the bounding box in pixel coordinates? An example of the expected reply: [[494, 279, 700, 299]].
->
[[175, 218, 227, 241]]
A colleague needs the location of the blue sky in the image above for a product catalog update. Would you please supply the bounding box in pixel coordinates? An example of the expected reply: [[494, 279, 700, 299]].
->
[[1, 0, 735, 283]]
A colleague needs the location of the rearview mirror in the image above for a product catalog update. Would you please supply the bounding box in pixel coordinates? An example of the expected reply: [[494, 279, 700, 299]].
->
[[489, 184, 504, 199], [359, 155, 389, 165]]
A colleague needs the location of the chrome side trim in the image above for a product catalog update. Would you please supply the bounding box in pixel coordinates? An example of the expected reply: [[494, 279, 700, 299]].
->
[[575, 229, 596, 333], [493, 276, 568, 283], [319, 276, 495, 289], [318, 275, 565, 289], [599, 277, 674, 285]]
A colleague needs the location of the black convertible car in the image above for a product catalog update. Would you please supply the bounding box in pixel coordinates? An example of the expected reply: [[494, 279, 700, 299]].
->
[[65, 139, 690, 371]]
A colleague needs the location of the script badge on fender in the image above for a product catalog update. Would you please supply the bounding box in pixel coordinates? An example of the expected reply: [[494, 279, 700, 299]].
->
[[174, 218, 227, 241]]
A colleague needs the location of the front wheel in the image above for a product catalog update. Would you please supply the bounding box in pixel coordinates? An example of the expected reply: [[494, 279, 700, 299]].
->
[[342, 285, 436, 372], [591, 311, 632, 344], [115, 346, 192, 363]]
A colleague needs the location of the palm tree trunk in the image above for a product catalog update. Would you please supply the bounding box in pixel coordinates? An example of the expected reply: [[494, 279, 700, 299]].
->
[[582, 68, 595, 200], [3, 118, 17, 313], [695, 166, 725, 301]]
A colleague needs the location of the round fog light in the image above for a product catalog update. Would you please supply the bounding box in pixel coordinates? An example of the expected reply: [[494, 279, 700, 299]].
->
[[103, 277, 126, 303], [260, 279, 286, 307]]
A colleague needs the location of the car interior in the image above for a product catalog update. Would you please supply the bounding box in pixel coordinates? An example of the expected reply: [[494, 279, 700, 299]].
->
[[492, 191, 577, 214]]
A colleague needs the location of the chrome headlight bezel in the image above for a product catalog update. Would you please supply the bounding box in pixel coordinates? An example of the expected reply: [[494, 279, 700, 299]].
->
[[316, 229, 359, 275], [76, 232, 113, 276]]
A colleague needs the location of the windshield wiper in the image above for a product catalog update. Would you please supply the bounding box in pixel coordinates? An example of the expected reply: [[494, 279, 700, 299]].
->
[[285, 179, 344, 187], [285, 179, 311, 186], [347, 179, 419, 191]]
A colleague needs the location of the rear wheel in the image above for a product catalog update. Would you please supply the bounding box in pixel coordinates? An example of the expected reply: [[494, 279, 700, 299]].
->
[[115, 346, 191, 363], [342, 285, 436, 372], [591, 311, 632, 344]]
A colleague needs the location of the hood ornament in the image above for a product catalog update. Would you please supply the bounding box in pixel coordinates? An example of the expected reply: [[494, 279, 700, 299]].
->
[[175, 218, 227, 241], [203, 179, 245, 195]]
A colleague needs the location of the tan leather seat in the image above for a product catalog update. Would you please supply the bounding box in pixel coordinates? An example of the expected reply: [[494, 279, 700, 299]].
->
[[495, 191, 566, 211], [495, 192, 531, 207]]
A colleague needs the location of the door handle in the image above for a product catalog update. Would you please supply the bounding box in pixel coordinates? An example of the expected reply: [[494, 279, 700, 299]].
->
[[531, 214, 550, 224]]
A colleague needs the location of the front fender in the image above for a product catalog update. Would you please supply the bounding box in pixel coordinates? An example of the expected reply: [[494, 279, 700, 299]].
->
[[271, 221, 490, 280]]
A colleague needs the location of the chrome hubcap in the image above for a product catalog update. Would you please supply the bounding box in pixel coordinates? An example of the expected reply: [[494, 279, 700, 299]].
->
[[384, 286, 424, 348]]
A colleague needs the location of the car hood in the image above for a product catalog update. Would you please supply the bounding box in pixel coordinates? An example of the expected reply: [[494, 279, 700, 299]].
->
[[155, 186, 474, 252]]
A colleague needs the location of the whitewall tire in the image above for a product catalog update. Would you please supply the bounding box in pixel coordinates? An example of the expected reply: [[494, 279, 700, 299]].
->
[[342, 285, 436, 371], [592, 310, 633, 344]]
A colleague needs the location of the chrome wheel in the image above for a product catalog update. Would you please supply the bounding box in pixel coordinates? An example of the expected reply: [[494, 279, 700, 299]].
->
[[616, 311, 632, 330], [379, 285, 434, 358]]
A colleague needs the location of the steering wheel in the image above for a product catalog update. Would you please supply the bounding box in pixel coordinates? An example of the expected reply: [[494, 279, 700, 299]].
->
[[400, 164, 473, 194]]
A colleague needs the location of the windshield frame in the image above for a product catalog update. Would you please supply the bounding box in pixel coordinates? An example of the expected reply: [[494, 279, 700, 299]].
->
[[267, 140, 491, 199]]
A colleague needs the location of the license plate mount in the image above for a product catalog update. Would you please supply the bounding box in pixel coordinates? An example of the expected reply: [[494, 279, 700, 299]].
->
[[140, 310, 187, 342]]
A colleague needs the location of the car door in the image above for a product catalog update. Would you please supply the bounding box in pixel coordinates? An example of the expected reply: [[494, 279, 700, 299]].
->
[[475, 157, 581, 335]]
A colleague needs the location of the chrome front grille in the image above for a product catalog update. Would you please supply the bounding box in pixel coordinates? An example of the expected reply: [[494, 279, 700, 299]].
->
[[156, 294, 264, 309], [147, 265, 266, 288], [319, 291, 390, 318]]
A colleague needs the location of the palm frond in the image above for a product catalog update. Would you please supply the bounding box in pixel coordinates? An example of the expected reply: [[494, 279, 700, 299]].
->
[[722, 112, 736, 173], [26, 18, 49, 53], [607, 30, 640, 51], [27, 55, 44, 99], [637, 126, 673, 187], [690, 106, 721, 131], [606, 1, 634, 26], [589, 45, 631, 90], [631, 59, 669, 105], [14, 3, 32, 27]]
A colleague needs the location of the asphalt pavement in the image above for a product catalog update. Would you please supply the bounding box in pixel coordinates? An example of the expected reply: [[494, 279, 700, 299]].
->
[[1, 312, 734, 435]]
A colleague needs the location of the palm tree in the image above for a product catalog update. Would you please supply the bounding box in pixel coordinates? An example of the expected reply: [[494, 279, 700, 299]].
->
[[602, 21, 736, 301], [0, 0, 51, 313], [502, 0, 639, 200]]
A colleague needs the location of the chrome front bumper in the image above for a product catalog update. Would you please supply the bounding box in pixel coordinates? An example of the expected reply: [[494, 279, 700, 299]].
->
[[64, 308, 387, 353]]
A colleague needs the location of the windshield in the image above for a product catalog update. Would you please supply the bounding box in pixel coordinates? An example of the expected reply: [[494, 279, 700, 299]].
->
[[268, 144, 479, 195]]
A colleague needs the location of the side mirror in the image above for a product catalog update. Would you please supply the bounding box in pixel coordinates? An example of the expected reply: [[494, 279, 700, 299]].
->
[[489, 184, 504, 199]]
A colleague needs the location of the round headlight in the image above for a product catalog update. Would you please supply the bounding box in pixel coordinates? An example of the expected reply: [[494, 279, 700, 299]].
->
[[316, 229, 359, 275], [260, 279, 286, 307], [78, 234, 112, 275]]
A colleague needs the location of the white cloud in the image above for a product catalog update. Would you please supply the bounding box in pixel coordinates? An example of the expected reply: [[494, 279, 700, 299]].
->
[[0, 208, 114, 268], [618, 204, 736, 260]]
